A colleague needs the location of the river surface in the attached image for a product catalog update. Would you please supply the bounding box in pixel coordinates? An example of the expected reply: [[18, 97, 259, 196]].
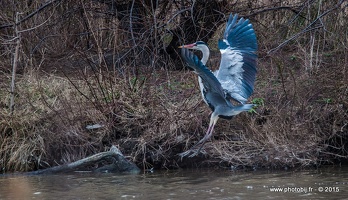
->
[[1, 166, 348, 200]]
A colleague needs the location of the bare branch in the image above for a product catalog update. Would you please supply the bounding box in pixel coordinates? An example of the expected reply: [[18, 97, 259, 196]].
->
[[0, 0, 61, 30], [268, 0, 347, 54]]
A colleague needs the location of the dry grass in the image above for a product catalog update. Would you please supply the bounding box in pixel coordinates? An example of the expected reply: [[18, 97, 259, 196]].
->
[[1, 0, 348, 172]]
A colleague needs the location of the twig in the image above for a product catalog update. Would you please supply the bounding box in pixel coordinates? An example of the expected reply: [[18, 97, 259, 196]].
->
[[268, 0, 347, 54], [9, 12, 21, 114], [157, 8, 190, 29], [129, 0, 137, 47], [18, 9, 55, 33], [0, 0, 61, 29], [248, 6, 302, 17]]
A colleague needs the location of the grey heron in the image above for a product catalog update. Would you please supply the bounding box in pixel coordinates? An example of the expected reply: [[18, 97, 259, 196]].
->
[[179, 14, 258, 157]]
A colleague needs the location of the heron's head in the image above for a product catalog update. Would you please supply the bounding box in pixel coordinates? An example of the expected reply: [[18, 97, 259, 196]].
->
[[179, 41, 207, 51]]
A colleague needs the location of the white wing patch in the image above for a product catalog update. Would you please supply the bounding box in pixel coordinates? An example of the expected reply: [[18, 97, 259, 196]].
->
[[217, 48, 247, 103], [216, 14, 258, 104], [223, 39, 230, 45], [198, 76, 208, 105]]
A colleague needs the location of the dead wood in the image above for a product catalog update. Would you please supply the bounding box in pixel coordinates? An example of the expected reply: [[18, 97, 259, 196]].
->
[[25, 145, 140, 175]]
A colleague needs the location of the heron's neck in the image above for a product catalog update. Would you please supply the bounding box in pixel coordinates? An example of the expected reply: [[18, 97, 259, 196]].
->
[[200, 45, 210, 65]]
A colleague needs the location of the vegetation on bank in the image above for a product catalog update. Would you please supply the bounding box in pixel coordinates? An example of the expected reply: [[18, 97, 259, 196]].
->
[[0, 0, 347, 172]]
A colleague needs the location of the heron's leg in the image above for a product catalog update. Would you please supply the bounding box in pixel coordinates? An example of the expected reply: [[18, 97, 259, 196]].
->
[[179, 127, 210, 159], [188, 124, 215, 157], [179, 113, 219, 158], [178, 127, 211, 158], [187, 125, 213, 149], [179, 124, 215, 158]]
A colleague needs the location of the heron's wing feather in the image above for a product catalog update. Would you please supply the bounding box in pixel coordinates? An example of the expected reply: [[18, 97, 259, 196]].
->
[[217, 14, 258, 104], [181, 48, 226, 109]]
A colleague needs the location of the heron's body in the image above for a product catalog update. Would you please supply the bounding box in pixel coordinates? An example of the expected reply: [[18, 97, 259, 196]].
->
[[179, 14, 258, 157]]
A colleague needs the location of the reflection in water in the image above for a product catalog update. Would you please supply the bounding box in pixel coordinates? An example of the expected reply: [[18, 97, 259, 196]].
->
[[0, 167, 348, 199], [1, 176, 33, 199]]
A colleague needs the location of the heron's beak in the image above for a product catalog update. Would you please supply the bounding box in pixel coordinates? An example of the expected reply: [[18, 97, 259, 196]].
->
[[178, 43, 196, 49]]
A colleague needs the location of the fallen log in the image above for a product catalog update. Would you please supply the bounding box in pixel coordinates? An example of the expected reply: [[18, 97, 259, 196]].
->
[[26, 145, 140, 175]]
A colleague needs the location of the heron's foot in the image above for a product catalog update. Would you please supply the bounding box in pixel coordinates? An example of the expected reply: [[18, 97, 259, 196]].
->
[[178, 150, 192, 158], [178, 148, 202, 159]]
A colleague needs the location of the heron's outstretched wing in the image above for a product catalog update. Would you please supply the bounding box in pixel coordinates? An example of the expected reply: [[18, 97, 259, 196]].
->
[[181, 48, 226, 110], [216, 14, 258, 104]]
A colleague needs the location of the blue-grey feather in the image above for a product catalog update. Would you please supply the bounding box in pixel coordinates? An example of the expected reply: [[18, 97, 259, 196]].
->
[[217, 39, 228, 50], [180, 48, 226, 103], [217, 14, 258, 104]]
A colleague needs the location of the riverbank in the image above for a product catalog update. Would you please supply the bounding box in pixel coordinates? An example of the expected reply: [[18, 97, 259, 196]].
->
[[1, 0, 347, 173], [1, 52, 347, 172]]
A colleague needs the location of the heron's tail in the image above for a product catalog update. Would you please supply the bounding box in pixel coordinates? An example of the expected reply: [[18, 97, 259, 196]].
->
[[231, 104, 255, 115]]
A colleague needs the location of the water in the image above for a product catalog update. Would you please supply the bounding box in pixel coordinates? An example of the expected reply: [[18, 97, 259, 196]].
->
[[1, 166, 348, 200]]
